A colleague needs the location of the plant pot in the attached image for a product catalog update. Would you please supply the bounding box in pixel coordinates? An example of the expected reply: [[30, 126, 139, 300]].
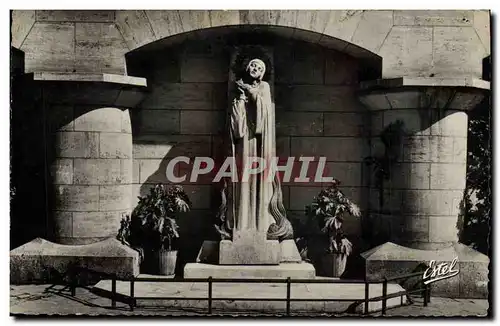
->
[[157, 249, 178, 276], [140, 249, 178, 275], [320, 253, 347, 278]]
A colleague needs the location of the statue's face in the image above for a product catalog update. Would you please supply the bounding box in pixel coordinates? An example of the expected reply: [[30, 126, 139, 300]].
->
[[247, 59, 265, 80]]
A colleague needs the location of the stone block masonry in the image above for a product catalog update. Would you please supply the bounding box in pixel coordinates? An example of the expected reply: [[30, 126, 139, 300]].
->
[[131, 39, 371, 253], [12, 10, 490, 79], [50, 107, 134, 245], [30, 73, 146, 247], [359, 81, 487, 250]]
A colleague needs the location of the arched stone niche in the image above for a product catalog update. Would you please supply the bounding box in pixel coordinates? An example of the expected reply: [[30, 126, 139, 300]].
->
[[125, 27, 379, 254]]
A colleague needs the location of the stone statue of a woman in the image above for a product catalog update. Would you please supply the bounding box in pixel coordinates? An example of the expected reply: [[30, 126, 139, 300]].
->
[[215, 57, 294, 247]]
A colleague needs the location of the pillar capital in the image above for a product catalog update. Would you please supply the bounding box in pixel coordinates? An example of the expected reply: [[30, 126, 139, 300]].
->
[[357, 77, 490, 112], [28, 72, 148, 108]]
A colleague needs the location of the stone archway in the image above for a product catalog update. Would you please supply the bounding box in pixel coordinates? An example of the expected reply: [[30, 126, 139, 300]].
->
[[12, 10, 489, 78], [124, 25, 377, 277], [118, 10, 384, 60]]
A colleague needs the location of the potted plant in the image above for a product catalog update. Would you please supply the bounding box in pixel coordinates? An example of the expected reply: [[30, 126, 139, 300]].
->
[[304, 180, 360, 277], [117, 184, 191, 276]]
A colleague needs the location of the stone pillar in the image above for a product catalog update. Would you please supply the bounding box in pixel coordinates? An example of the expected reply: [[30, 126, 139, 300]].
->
[[366, 89, 471, 249], [359, 77, 490, 299], [51, 107, 133, 244], [10, 73, 147, 283]]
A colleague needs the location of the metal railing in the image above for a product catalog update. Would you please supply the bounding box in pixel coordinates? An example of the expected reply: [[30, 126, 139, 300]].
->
[[69, 266, 431, 316]]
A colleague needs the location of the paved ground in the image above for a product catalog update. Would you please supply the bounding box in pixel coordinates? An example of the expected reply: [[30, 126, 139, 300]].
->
[[10, 284, 490, 317]]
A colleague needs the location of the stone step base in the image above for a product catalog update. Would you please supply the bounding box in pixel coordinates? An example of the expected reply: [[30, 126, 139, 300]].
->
[[10, 238, 139, 284], [362, 242, 489, 299], [93, 275, 408, 314], [196, 239, 302, 264], [184, 262, 315, 279]]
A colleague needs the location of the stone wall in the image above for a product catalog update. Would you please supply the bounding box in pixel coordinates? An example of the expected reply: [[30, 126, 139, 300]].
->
[[49, 105, 133, 245], [273, 41, 369, 242], [12, 10, 490, 79], [129, 38, 369, 255], [130, 41, 227, 248]]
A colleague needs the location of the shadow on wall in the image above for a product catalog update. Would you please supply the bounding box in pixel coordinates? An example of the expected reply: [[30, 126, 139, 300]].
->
[[361, 98, 476, 250], [11, 75, 47, 249]]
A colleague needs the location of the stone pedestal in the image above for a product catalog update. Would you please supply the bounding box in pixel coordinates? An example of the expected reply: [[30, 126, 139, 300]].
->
[[184, 262, 315, 279], [219, 231, 280, 265], [10, 72, 147, 283], [358, 77, 490, 298], [187, 238, 308, 278], [195, 239, 302, 265]]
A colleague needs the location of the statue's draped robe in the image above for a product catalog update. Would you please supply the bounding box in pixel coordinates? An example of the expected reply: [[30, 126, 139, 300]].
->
[[221, 81, 291, 240]]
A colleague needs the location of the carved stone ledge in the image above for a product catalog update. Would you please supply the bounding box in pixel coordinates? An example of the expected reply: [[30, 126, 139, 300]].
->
[[24, 72, 148, 108], [357, 77, 490, 111]]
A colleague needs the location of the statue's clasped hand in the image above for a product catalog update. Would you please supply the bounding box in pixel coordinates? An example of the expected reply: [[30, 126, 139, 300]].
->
[[236, 79, 249, 90], [237, 87, 248, 102], [236, 79, 257, 101]]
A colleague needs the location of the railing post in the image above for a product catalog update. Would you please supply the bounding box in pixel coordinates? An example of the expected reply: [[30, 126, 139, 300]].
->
[[70, 265, 76, 297], [423, 283, 428, 307], [129, 279, 135, 311], [286, 277, 291, 316], [364, 278, 369, 314], [208, 277, 213, 315], [111, 275, 116, 308], [382, 277, 387, 315], [427, 283, 431, 303]]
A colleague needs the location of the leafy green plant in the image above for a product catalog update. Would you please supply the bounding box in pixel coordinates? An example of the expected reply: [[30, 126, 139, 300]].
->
[[117, 184, 191, 253], [305, 180, 360, 256]]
